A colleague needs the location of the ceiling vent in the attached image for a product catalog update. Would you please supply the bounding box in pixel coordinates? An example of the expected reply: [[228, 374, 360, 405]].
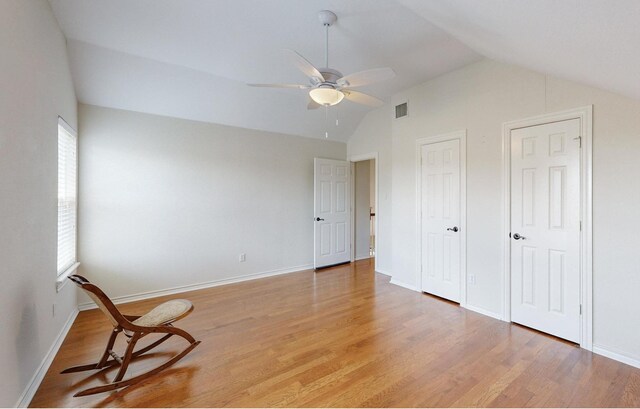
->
[[395, 102, 408, 119]]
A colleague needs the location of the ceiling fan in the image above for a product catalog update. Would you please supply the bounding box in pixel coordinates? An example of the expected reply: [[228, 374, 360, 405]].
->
[[248, 10, 395, 110]]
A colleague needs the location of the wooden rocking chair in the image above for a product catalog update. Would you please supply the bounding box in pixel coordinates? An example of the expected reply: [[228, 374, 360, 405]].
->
[[62, 274, 201, 397]]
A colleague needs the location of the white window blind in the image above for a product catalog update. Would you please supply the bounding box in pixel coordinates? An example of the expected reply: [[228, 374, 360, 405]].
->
[[57, 118, 78, 276]]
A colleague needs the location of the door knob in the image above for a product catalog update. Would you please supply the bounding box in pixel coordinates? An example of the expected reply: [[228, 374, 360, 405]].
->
[[512, 233, 525, 240], [446, 226, 459, 232], [315, 217, 325, 221]]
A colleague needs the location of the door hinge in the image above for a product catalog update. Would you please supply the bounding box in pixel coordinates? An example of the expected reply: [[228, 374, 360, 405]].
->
[[574, 136, 582, 148], [580, 220, 582, 231], [580, 304, 583, 315]]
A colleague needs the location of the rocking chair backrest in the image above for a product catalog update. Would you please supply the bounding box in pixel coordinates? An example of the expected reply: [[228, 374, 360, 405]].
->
[[68, 275, 128, 328]]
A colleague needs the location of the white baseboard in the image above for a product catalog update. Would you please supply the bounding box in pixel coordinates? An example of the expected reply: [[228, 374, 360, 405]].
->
[[593, 345, 640, 369], [389, 278, 419, 292], [79, 264, 314, 311], [354, 254, 373, 261], [462, 303, 504, 321], [376, 269, 392, 277], [16, 308, 78, 408]]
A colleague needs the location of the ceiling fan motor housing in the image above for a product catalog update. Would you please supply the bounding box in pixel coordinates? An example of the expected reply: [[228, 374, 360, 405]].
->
[[318, 68, 343, 85]]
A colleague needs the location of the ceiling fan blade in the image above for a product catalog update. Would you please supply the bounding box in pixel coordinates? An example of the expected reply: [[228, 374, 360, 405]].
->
[[307, 98, 321, 110], [247, 83, 310, 89], [344, 90, 384, 107], [285, 49, 325, 82], [337, 67, 395, 88]]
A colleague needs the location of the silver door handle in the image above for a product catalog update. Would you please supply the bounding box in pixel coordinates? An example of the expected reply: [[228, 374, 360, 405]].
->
[[446, 226, 459, 232], [512, 233, 525, 240]]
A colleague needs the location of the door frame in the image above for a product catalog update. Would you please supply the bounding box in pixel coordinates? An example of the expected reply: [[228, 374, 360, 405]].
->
[[501, 106, 593, 350], [348, 152, 379, 272], [416, 130, 467, 306]]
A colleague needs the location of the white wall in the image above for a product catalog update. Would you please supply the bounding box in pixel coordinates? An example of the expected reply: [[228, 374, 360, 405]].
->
[[347, 105, 394, 275], [348, 59, 640, 364], [78, 104, 345, 301], [0, 1, 78, 406], [354, 160, 371, 259]]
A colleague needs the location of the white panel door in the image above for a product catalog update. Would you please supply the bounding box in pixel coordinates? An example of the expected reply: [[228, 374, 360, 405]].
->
[[420, 139, 461, 302], [314, 158, 351, 269], [511, 118, 581, 342]]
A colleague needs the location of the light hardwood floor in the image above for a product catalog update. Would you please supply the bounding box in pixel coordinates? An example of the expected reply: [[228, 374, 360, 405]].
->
[[31, 259, 640, 407]]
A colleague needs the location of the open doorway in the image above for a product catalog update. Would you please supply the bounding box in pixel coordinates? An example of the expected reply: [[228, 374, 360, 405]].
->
[[350, 154, 377, 265]]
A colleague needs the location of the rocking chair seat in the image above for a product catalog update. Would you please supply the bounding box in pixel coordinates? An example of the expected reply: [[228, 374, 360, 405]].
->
[[132, 299, 194, 327]]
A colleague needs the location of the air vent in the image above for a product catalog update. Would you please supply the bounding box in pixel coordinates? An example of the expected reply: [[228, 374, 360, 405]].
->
[[395, 102, 408, 119]]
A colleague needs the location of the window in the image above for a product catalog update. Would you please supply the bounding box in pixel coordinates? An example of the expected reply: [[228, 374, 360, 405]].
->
[[57, 117, 78, 277]]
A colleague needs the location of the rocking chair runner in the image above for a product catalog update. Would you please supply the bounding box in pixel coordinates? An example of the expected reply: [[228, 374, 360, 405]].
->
[[62, 275, 201, 397]]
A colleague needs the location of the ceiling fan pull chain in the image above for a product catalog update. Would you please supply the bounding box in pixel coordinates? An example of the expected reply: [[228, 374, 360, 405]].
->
[[336, 105, 339, 126], [325, 105, 329, 138]]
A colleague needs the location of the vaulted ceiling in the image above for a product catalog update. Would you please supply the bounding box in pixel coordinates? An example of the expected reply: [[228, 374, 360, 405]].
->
[[50, 0, 640, 142], [398, 0, 640, 103], [49, 0, 480, 141]]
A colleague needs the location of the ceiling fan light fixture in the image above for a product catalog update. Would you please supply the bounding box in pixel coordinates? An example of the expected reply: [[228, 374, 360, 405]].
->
[[309, 87, 344, 106]]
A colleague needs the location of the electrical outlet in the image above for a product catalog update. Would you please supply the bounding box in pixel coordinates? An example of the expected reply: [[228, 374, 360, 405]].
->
[[468, 275, 476, 284], [239, 253, 246, 262]]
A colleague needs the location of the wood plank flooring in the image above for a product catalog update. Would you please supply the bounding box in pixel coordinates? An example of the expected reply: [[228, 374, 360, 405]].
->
[[31, 259, 640, 407]]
